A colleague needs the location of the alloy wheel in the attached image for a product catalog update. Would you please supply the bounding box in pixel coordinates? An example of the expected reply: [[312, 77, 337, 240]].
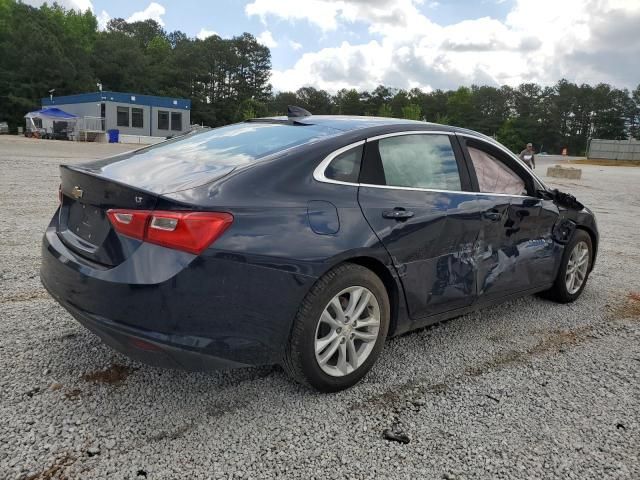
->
[[565, 240, 590, 294], [314, 286, 380, 377]]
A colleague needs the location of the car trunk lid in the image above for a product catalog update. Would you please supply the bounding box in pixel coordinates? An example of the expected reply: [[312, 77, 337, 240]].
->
[[58, 165, 160, 266]]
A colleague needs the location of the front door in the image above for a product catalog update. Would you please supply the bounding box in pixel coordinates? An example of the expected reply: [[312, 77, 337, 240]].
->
[[460, 136, 560, 300], [357, 131, 483, 319]]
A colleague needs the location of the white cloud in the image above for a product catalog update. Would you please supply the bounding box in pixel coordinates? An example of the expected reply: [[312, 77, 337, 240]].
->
[[197, 28, 218, 40], [246, 0, 344, 30], [289, 40, 303, 50], [257, 30, 278, 48], [246, 0, 431, 32], [127, 2, 166, 26], [260, 0, 640, 92], [97, 10, 111, 30]]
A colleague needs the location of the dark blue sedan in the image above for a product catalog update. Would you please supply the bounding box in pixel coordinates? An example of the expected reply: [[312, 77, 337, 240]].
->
[[41, 112, 598, 392]]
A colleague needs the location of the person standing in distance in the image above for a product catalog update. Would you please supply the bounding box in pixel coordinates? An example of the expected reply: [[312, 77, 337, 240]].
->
[[519, 142, 536, 169]]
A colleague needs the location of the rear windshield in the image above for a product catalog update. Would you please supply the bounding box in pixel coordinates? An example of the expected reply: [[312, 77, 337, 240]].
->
[[113, 122, 338, 167], [75, 122, 341, 193]]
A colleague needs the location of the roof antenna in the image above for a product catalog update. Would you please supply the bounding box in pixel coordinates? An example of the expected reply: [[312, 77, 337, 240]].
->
[[287, 105, 312, 118]]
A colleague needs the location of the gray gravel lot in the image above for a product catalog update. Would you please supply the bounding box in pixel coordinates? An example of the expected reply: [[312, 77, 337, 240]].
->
[[0, 137, 639, 479]]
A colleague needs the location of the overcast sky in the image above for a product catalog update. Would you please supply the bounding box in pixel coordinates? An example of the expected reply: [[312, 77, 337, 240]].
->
[[26, 0, 640, 93]]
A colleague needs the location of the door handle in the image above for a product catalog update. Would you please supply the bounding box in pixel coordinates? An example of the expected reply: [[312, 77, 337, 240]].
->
[[482, 210, 502, 222], [382, 208, 415, 220]]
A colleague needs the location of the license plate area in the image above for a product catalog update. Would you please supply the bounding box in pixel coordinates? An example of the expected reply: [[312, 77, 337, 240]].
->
[[65, 198, 111, 246]]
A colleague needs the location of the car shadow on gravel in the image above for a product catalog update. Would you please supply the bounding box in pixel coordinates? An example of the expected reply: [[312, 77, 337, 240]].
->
[[353, 289, 639, 415], [47, 324, 287, 397]]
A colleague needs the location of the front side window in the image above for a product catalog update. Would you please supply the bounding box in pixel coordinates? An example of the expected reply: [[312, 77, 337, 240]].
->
[[468, 146, 526, 196], [158, 111, 169, 130], [116, 107, 129, 127], [171, 112, 182, 131], [377, 134, 461, 191], [325, 145, 363, 183], [131, 108, 143, 128]]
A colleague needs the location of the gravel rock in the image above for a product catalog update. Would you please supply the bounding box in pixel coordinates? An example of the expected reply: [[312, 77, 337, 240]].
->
[[0, 139, 639, 479]]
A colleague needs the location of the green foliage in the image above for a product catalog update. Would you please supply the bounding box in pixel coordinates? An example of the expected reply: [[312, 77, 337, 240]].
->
[[295, 86, 332, 114], [0, 1, 272, 131], [334, 89, 361, 115], [447, 87, 475, 126], [629, 85, 640, 140], [377, 104, 393, 117], [268, 91, 299, 116], [390, 89, 409, 117], [401, 103, 421, 120], [239, 98, 267, 121], [496, 119, 524, 153], [433, 113, 450, 125]]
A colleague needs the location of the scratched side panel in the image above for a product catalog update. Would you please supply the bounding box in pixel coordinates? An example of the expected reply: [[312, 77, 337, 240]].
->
[[473, 194, 512, 299], [506, 197, 561, 289], [357, 187, 484, 319], [422, 192, 480, 313], [476, 195, 561, 300]]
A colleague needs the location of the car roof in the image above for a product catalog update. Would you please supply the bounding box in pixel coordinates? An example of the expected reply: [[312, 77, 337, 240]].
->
[[253, 115, 454, 132], [248, 114, 506, 156]]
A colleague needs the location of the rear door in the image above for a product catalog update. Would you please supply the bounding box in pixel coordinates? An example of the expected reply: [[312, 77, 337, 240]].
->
[[459, 135, 560, 299], [357, 131, 483, 320]]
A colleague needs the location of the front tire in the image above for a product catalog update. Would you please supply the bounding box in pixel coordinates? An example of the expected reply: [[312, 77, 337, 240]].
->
[[545, 229, 593, 303], [283, 264, 390, 392]]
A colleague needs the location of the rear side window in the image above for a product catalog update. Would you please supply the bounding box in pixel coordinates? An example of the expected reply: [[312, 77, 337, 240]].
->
[[377, 134, 461, 190], [325, 145, 363, 183]]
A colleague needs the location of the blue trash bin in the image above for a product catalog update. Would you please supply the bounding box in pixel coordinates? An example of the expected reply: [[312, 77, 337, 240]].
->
[[107, 129, 119, 143]]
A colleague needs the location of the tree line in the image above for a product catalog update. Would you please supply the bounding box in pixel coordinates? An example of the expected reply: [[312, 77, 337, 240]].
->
[[1, 1, 639, 155], [272, 82, 640, 155], [0, 1, 271, 132]]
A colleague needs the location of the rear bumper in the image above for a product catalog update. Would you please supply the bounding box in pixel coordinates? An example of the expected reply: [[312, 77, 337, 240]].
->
[[40, 216, 316, 370], [43, 286, 247, 370]]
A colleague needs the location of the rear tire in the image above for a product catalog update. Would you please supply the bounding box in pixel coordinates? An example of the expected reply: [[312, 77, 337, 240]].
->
[[544, 229, 593, 303], [283, 263, 390, 392]]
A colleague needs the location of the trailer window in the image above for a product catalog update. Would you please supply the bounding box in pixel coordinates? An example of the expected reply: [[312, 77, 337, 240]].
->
[[117, 107, 129, 127], [171, 112, 182, 131], [131, 108, 143, 128], [158, 111, 169, 130]]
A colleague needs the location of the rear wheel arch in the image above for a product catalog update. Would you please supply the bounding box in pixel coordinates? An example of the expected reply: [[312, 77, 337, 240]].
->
[[342, 257, 399, 337], [292, 256, 400, 341]]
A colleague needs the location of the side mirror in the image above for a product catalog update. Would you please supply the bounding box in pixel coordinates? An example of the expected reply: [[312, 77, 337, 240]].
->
[[536, 189, 554, 200]]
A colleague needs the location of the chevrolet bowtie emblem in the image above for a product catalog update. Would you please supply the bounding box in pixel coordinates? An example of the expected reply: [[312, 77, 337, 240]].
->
[[71, 186, 84, 199]]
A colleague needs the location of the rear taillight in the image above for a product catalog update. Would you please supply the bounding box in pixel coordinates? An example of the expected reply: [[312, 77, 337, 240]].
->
[[106, 209, 233, 255]]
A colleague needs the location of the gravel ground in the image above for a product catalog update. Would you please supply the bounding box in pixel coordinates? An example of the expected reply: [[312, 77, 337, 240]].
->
[[0, 137, 638, 479]]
